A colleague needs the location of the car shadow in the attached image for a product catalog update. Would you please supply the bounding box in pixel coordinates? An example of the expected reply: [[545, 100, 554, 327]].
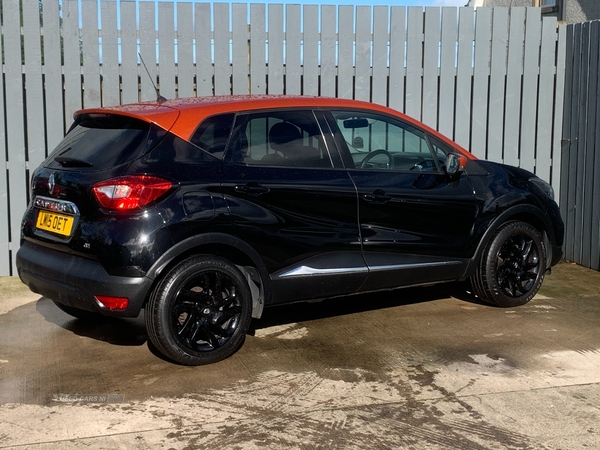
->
[[250, 281, 486, 333], [36, 297, 148, 346], [35, 281, 485, 349]]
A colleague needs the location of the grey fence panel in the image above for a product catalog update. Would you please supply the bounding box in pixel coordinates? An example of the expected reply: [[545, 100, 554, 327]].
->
[[0, 3, 570, 275], [177, 2, 195, 99], [139, 3, 157, 102], [320, 6, 337, 98], [581, 20, 598, 270], [0, 58, 8, 274], [338, 6, 354, 99], [372, 7, 389, 106], [4, 0, 28, 274], [158, 3, 176, 99], [196, 3, 213, 97], [63, 0, 82, 126], [580, 22, 598, 269], [488, 8, 508, 164], [303, 6, 319, 96], [423, 8, 441, 129], [536, 17, 559, 184], [573, 22, 589, 265], [23, 0, 46, 172], [471, 8, 492, 160], [439, 8, 458, 139], [592, 22, 600, 272], [232, 4, 248, 95], [82, 0, 101, 108], [120, 1, 139, 104], [551, 24, 567, 218], [520, 8, 542, 174], [504, 7, 526, 165], [355, 6, 372, 102], [561, 23, 579, 267], [0, 0, 18, 274], [268, 5, 284, 95], [214, 3, 231, 95], [454, 7, 474, 149], [42, 0, 65, 148], [561, 20, 600, 271], [388, 7, 406, 112], [406, 7, 424, 121], [102, 1, 120, 107], [286, 5, 302, 95], [250, 4, 266, 95]]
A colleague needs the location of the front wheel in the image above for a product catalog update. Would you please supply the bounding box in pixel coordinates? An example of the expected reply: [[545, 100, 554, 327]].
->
[[145, 256, 252, 365], [471, 221, 546, 307]]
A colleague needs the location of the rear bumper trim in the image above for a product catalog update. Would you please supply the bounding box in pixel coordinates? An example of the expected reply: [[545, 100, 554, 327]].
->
[[16, 240, 152, 317]]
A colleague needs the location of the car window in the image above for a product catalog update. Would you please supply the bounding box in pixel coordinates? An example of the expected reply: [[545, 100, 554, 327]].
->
[[190, 113, 235, 159], [46, 114, 165, 170], [427, 136, 452, 172], [331, 110, 440, 172], [228, 110, 332, 168]]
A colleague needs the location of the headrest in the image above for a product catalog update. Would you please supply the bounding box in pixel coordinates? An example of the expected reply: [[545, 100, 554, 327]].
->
[[269, 122, 301, 149]]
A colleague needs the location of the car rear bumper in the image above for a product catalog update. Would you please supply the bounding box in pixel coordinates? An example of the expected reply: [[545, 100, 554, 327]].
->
[[16, 240, 152, 317]]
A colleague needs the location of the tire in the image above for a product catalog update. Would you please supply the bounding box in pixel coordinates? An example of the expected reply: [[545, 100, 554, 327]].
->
[[53, 300, 101, 321], [145, 255, 252, 365], [471, 221, 546, 307]]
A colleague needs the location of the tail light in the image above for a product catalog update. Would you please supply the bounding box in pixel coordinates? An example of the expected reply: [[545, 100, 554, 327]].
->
[[93, 175, 173, 211]]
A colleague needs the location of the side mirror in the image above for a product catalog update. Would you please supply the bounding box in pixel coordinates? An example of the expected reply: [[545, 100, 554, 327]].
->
[[446, 153, 467, 176]]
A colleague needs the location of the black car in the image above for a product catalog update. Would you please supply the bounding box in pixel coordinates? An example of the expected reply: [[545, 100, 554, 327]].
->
[[17, 95, 564, 365]]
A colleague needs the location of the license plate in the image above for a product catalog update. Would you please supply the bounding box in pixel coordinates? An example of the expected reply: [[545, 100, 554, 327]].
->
[[36, 211, 75, 236]]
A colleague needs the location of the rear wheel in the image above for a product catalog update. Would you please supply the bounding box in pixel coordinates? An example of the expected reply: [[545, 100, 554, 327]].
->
[[145, 255, 252, 365], [471, 221, 546, 307]]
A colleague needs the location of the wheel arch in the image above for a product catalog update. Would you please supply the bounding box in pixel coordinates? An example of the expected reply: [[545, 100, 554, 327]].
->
[[146, 233, 271, 319], [467, 204, 556, 277]]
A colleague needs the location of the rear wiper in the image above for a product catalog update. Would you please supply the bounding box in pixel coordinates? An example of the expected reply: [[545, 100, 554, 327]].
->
[[54, 156, 93, 167]]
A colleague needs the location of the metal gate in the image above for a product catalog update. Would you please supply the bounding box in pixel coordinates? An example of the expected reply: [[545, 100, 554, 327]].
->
[[560, 19, 600, 271]]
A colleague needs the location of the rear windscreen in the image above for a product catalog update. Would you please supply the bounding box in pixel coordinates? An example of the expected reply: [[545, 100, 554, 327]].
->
[[46, 115, 162, 170]]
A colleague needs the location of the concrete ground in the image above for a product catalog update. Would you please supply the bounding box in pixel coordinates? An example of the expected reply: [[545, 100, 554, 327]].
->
[[1, 261, 599, 449]]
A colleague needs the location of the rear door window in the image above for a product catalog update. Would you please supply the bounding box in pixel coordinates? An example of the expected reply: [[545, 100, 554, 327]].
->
[[227, 110, 332, 168]]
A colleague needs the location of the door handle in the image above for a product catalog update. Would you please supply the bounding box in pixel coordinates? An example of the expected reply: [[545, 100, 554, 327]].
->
[[234, 183, 270, 196], [363, 190, 392, 203]]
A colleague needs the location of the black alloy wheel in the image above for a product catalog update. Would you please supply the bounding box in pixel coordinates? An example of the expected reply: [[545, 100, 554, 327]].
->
[[472, 221, 546, 307], [146, 255, 252, 365]]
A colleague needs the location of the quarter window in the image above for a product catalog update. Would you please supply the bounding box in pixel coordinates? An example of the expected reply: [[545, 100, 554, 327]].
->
[[190, 113, 235, 159]]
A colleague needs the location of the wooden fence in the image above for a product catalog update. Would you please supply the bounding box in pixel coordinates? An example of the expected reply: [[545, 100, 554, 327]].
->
[[561, 20, 600, 271], [0, 0, 566, 275]]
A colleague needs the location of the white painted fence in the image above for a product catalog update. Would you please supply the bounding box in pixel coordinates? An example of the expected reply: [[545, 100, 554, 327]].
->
[[0, 0, 566, 275]]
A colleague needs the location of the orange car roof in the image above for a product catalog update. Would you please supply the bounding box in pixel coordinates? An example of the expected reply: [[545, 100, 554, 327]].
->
[[76, 95, 474, 159]]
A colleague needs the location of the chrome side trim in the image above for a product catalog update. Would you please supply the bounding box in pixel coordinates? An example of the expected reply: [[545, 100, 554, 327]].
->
[[279, 260, 462, 278], [368, 261, 462, 272], [280, 266, 369, 278]]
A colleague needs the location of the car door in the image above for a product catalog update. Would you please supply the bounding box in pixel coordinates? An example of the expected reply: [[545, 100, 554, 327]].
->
[[326, 109, 478, 291], [220, 109, 366, 304]]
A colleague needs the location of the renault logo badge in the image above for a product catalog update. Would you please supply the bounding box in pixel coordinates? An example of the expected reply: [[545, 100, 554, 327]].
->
[[48, 174, 55, 195]]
